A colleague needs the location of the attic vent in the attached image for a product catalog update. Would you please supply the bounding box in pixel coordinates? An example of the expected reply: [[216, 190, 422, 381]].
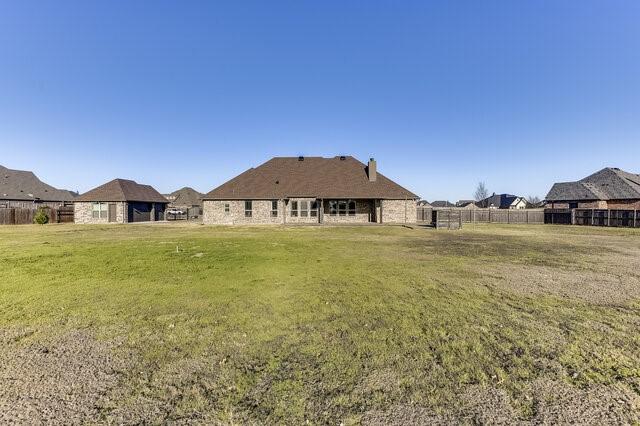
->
[[339, 156, 346, 160], [298, 156, 304, 161]]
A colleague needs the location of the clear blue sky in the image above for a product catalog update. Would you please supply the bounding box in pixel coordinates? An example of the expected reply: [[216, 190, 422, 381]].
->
[[1, 1, 639, 201]]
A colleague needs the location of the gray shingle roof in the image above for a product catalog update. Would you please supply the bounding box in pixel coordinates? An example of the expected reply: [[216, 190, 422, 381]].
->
[[0, 165, 77, 202], [431, 200, 456, 208], [203, 156, 419, 200], [165, 187, 203, 207], [75, 179, 169, 203], [545, 168, 640, 201]]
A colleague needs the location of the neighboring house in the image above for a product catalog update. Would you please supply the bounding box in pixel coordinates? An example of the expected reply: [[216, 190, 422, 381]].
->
[[0, 165, 77, 209], [456, 199, 474, 207], [164, 187, 203, 209], [417, 200, 432, 207], [431, 201, 456, 208], [545, 167, 640, 209], [74, 179, 169, 224], [202, 156, 419, 225], [478, 193, 527, 209], [456, 200, 478, 209]]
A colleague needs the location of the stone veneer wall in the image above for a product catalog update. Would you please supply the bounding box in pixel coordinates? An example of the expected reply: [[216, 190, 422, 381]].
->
[[204, 198, 418, 224], [74, 201, 127, 224], [381, 199, 417, 223], [203, 200, 284, 225]]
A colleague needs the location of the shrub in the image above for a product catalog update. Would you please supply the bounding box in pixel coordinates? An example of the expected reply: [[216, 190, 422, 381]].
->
[[33, 208, 49, 225]]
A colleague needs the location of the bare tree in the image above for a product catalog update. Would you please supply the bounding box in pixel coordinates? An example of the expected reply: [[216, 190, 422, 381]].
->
[[474, 181, 489, 201], [527, 195, 541, 205]]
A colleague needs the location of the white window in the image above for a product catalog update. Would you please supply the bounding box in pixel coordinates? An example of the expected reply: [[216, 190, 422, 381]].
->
[[300, 201, 308, 217], [348, 200, 356, 216], [310, 201, 318, 217], [271, 200, 278, 217], [224, 203, 230, 214], [245, 201, 252, 217], [290, 201, 298, 217], [92, 202, 108, 219]]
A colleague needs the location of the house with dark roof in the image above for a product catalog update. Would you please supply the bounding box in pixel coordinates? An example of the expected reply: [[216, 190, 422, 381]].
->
[[0, 165, 76, 209], [477, 193, 527, 209], [430, 201, 456, 208], [202, 156, 419, 224], [545, 168, 640, 209], [74, 179, 168, 224], [456, 200, 477, 208], [164, 187, 203, 209]]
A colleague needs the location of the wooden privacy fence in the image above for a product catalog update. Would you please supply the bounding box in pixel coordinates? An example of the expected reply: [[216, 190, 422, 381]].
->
[[417, 207, 544, 225], [545, 208, 640, 228], [0, 206, 74, 225]]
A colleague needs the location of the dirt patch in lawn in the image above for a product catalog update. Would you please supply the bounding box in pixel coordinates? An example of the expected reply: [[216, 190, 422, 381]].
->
[[0, 327, 132, 424], [477, 260, 640, 306], [361, 380, 640, 425]]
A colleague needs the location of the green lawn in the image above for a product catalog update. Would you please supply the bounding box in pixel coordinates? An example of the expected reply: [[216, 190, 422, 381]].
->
[[1, 223, 639, 423]]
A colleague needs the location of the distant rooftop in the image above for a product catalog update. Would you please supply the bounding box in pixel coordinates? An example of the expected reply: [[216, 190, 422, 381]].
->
[[0, 165, 77, 202]]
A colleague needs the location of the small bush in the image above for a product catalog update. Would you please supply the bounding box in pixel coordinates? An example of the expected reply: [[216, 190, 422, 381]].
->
[[34, 209, 49, 225]]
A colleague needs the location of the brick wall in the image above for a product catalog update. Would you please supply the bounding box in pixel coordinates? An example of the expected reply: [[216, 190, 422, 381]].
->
[[381, 199, 417, 223], [203, 200, 283, 225], [204, 198, 418, 225], [74, 202, 126, 224], [607, 199, 640, 209], [547, 200, 640, 210]]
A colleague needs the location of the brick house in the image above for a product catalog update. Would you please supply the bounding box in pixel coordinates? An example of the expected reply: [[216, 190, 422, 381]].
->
[[74, 179, 169, 224], [1, 165, 76, 209], [202, 156, 419, 225], [545, 167, 640, 209]]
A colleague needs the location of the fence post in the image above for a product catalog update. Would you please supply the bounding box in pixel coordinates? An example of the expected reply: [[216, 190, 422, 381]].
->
[[507, 209, 510, 224], [591, 209, 595, 226]]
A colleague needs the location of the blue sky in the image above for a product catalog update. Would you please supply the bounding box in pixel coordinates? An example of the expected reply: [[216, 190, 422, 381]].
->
[[1, 1, 639, 201]]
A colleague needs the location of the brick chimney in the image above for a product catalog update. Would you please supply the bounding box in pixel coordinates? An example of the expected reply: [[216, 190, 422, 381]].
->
[[367, 158, 377, 182]]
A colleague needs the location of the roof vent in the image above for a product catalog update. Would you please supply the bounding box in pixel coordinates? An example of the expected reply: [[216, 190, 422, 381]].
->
[[298, 156, 304, 161], [339, 156, 346, 161], [275, 180, 279, 184]]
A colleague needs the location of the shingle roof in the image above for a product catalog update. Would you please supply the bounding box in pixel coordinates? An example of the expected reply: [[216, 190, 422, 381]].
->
[[478, 193, 520, 209], [0, 165, 77, 202], [545, 168, 640, 201], [431, 201, 456, 208], [203, 156, 419, 200], [75, 179, 169, 203], [165, 187, 203, 206]]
